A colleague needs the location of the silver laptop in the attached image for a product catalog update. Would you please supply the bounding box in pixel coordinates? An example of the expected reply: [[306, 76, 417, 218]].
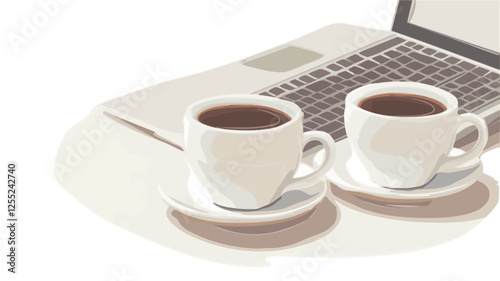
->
[[101, 0, 500, 152]]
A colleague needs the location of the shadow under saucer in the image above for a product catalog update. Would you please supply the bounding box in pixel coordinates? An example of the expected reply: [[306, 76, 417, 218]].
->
[[167, 197, 340, 250], [331, 173, 499, 222]]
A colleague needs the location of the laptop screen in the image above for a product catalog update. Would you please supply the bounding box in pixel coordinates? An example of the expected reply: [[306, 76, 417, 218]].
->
[[409, 0, 499, 53], [393, 0, 500, 68]]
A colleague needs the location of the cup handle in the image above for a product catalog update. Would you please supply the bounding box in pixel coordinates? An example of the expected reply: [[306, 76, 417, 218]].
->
[[439, 113, 488, 172], [284, 131, 335, 191]]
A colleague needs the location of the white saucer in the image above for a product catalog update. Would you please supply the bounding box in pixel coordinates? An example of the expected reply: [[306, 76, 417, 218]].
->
[[313, 139, 483, 200], [158, 163, 327, 224]]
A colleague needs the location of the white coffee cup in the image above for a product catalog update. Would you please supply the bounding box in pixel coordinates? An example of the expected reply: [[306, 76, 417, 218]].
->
[[345, 82, 488, 189], [184, 94, 335, 209]]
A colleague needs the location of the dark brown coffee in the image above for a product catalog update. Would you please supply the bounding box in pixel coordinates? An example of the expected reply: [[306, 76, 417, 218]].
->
[[198, 105, 291, 130], [358, 93, 446, 117]]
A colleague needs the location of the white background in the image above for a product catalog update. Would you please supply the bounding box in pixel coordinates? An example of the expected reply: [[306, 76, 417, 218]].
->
[[1, 0, 499, 280]]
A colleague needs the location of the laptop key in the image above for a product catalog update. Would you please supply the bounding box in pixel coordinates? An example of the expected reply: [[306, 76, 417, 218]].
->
[[482, 91, 500, 101], [407, 61, 425, 70], [310, 69, 330, 79], [314, 101, 331, 110], [338, 71, 353, 79], [269, 87, 285, 95], [471, 87, 490, 97], [320, 111, 338, 120], [477, 77, 491, 84], [434, 61, 448, 68], [341, 80, 356, 87], [281, 83, 294, 90], [349, 66, 364, 74], [397, 68, 412, 76], [422, 48, 436, 55], [290, 79, 304, 87], [408, 52, 436, 64], [305, 106, 321, 114], [312, 92, 326, 99], [486, 72, 499, 80], [384, 50, 401, 58], [354, 76, 370, 83], [334, 92, 347, 100], [463, 95, 475, 101], [363, 71, 379, 79], [458, 86, 473, 93], [387, 72, 403, 79], [295, 101, 307, 108], [421, 65, 439, 74], [304, 121, 319, 129], [347, 54, 363, 63], [396, 46, 411, 52], [464, 100, 485, 110], [359, 60, 378, 69], [458, 61, 475, 70], [421, 78, 437, 85], [445, 57, 460, 64], [472, 67, 489, 76], [331, 128, 347, 141], [322, 87, 335, 95], [332, 84, 345, 90], [413, 44, 424, 50], [302, 97, 315, 103], [455, 73, 478, 84], [439, 68, 457, 77], [318, 121, 343, 134], [299, 75, 315, 83], [374, 77, 391, 83], [311, 116, 326, 124], [326, 76, 342, 83], [297, 88, 312, 96], [468, 81, 482, 89], [386, 61, 401, 69], [431, 74, 444, 81], [324, 96, 341, 105], [375, 66, 390, 74], [337, 59, 353, 67], [307, 80, 332, 92], [434, 52, 447, 59], [373, 55, 389, 64], [360, 37, 405, 57], [331, 107, 344, 115], [327, 63, 342, 71], [396, 56, 412, 64]]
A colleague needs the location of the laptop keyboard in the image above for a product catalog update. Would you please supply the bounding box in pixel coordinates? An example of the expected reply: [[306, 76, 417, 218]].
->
[[257, 36, 500, 145]]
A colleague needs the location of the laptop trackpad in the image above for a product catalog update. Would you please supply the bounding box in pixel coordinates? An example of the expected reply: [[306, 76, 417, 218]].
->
[[242, 45, 323, 72]]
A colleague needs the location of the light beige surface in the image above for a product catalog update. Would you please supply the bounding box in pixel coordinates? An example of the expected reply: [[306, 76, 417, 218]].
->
[[54, 23, 500, 266], [54, 106, 498, 266]]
